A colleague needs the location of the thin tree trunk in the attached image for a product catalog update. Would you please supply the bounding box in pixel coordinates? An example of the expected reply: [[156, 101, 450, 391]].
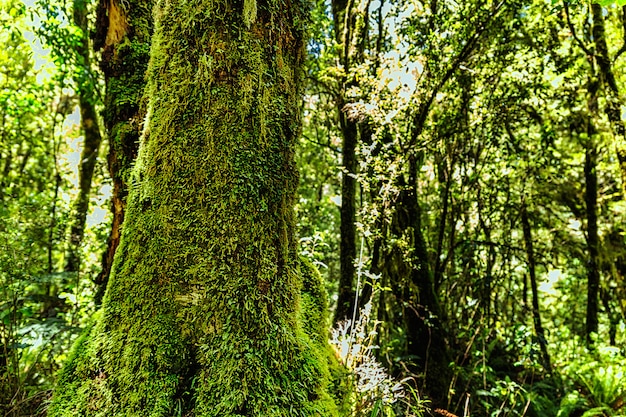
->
[[335, 101, 358, 322], [0, 147, 11, 201], [379, 155, 450, 406], [434, 170, 452, 288], [331, 0, 369, 323], [520, 201, 552, 373], [591, 4, 626, 198], [563, 3, 605, 348], [584, 143, 600, 346], [0, 85, 9, 202], [584, 66, 601, 347], [64, 0, 103, 272]]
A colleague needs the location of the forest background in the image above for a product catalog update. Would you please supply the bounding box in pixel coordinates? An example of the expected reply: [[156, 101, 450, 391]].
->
[[1, 0, 626, 415]]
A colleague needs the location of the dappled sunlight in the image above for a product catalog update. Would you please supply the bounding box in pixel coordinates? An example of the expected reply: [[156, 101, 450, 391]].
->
[[4, 0, 626, 416]]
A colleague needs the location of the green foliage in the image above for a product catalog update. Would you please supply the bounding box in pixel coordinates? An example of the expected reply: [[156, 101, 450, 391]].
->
[[0, 1, 107, 415], [329, 300, 429, 416], [299, 0, 626, 412], [31, 0, 102, 99], [593, 1, 626, 6], [557, 345, 626, 416], [0, 206, 87, 416]]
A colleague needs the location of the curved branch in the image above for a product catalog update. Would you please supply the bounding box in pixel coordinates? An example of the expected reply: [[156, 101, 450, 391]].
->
[[563, 1, 592, 57]]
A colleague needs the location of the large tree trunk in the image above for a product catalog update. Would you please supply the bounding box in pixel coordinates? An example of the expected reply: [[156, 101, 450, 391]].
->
[[50, 1, 338, 415], [92, 0, 154, 304]]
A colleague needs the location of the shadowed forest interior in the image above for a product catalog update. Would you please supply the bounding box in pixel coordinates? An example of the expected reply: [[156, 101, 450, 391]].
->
[[2, 0, 626, 416]]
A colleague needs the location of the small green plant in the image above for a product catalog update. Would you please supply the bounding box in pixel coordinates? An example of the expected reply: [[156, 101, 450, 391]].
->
[[330, 299, 428, 416], [558, 345, 626, 417], [475, 377, 530, 416]]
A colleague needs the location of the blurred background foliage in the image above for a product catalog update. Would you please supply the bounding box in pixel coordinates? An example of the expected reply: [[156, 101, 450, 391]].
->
[[2, 0, 626, 416]]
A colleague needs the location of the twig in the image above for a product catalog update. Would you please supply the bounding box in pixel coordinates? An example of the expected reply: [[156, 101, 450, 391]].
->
[[563, 1, 592, 57]]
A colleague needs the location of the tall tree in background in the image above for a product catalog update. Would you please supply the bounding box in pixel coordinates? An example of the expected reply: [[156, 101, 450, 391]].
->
[[589, 3, 626, 197], [64, 0, 104, 273], [583, 70, 601, 347], [50, 0, 338, 415], [374, 1, 509, 404], [585, 140, 601, 345], [520, 201, 553, 372], [331, 0, 369, 323], [563, 0, 621, 347]]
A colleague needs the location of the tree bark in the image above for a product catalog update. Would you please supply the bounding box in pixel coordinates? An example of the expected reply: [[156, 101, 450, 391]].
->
[[335, 97, 358, 323], [50, 1, 338, 415], [584, 143, 600, 346], [583, 68, 601, 347], [520, 201, 552, 373], [92, 0, 153, 303]]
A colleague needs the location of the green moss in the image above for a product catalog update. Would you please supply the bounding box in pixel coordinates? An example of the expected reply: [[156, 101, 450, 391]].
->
[[300, 257, 352, 415], [99, 0, 153, 186], [243, 0, 257, 28], [299, 256, 330, 344], [51, 0, 341, 415]]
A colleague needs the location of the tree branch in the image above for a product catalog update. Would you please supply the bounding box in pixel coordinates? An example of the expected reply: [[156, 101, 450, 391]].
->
[[405, 0, 506, 152], [563, 1, 592, 57]]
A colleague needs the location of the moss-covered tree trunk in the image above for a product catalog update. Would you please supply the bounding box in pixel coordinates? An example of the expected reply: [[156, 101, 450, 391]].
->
[[93, 0, 154, 304], [50, 1, 338, 415]]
